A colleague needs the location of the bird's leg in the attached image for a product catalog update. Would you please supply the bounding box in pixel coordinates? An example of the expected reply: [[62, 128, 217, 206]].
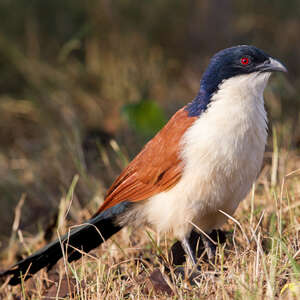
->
[[201, 233, 216, 262], [181, 237, 197, 267]]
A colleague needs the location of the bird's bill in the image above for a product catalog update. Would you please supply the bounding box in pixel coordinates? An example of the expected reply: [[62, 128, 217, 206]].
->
[[256, 57, 288, 73]]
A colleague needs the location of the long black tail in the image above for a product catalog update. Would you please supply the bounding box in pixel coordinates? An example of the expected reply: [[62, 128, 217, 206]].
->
[[0, 202, 130, 285]]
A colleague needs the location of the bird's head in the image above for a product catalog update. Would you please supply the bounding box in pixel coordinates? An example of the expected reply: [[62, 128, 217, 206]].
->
[[187, 45, 287, 116], [201, 45, 287, 99]]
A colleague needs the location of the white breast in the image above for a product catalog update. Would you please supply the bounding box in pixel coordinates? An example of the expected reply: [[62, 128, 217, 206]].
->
[[142, 72, 270, 239]]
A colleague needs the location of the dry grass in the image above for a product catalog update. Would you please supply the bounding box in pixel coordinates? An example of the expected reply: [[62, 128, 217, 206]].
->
[[0, 136, 300, 300]]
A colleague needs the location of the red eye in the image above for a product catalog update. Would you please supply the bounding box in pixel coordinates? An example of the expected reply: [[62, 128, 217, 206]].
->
[[240, 57, 250, 65]]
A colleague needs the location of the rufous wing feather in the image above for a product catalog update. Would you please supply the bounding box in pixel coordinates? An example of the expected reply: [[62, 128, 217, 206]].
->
[[96, 107, 197, 214]]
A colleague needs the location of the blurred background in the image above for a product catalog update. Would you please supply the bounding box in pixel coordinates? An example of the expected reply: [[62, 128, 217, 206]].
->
[[0, 0, 299, 248]]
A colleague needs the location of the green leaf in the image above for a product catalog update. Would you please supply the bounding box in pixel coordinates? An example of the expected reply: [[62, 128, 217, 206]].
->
[[122, 99, 167, 138]]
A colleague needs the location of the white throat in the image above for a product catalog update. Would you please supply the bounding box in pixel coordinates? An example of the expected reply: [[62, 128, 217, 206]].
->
[[211, 71, 271, 105]]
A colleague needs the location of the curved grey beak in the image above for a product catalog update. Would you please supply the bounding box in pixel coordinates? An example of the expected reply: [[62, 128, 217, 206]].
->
[[257, 57, 288, 73]]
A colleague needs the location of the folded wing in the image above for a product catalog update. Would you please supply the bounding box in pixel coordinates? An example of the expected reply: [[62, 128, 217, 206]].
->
[[96, 107, 197, 214]]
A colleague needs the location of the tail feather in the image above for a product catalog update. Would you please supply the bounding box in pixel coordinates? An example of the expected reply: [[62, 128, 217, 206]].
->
[[0, 202, 130, 285]]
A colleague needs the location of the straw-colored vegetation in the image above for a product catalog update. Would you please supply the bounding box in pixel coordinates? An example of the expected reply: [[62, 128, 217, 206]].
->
[[1, 135, 300, 299], [0, 1, 300, 299]]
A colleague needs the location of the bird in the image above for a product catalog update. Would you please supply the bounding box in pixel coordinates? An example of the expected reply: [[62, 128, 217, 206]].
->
[[0, 45, 287, 285]]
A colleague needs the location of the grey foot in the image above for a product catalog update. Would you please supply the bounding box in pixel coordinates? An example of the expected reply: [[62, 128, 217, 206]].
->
[[201, 233, 216, 262], [170, 229, 226, 266]]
